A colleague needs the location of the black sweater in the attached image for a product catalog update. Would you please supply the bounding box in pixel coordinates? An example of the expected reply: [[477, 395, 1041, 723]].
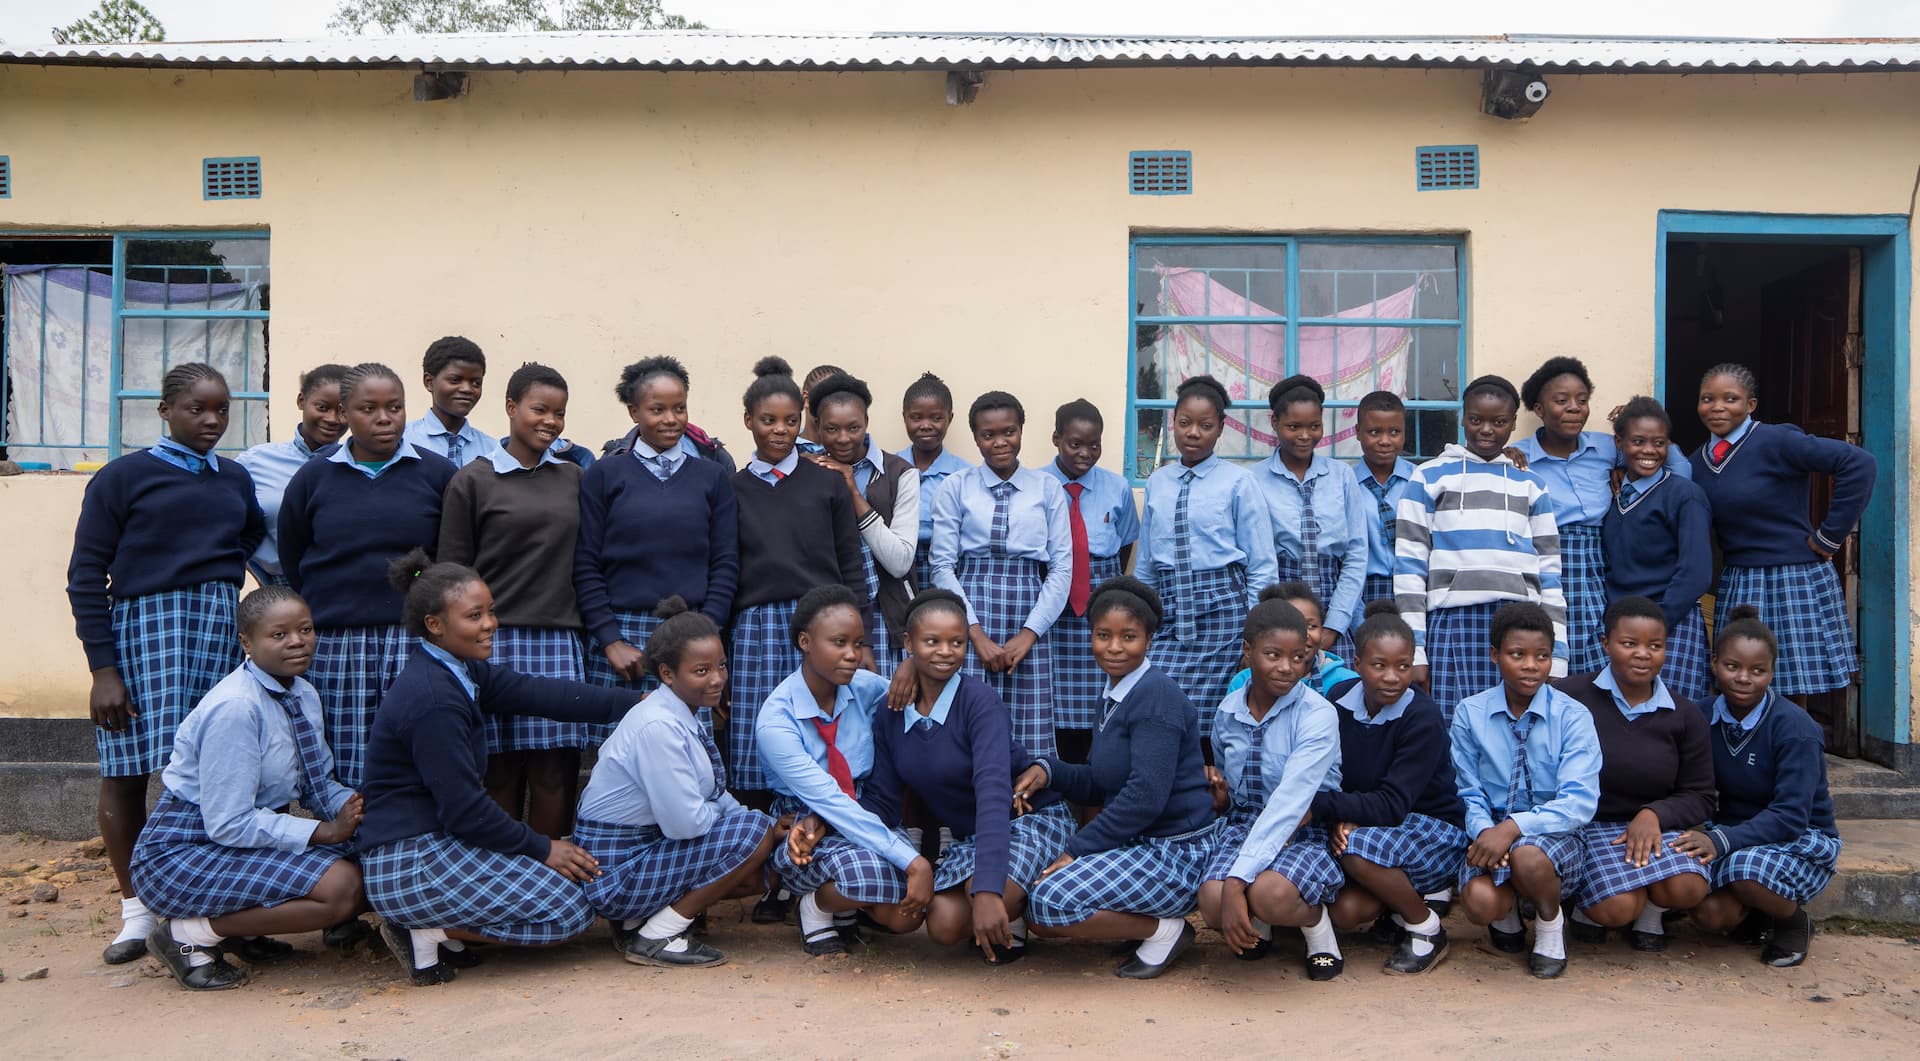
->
[[1313, 681, 1464, 828], [732, 459, 867, 611], [1556, 672, 1716, 829]]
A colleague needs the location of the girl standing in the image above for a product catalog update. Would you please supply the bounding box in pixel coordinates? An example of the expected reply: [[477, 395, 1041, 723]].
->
[[237, 363, 348, 586], [1254, 375, 1370, 660], [897, 372, 972, 592]]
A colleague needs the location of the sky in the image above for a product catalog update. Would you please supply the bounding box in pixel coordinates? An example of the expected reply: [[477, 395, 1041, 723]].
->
[[7, 0, 1920, 44]]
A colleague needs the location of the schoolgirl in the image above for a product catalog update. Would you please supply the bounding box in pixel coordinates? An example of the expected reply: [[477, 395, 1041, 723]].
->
[[1452, 602, 1601, 979], [357, 551, 643, 985], [897, 371, 973, 592], [131, 586, 368, 990], [1134, 374, 1278, 735], [1317, 600, 1467, 976], [575, 356, 740, 727], [1224, 583, 1359, 698], [1253, 375, 1370, 660], [729, 357, 867, 794], [1040, 399, 1140, 764], [575, 598, 779, 968], [1352, 390, 1419, 609], [279, 362, 457, 790], [1601, 397, 1715, 703], [1196, 596, 1344, 980], [237, 362, 348, 585], [929, 390, 1073, 759], [1673, 606, 1842, 968], [1690, 363, 1876, 699], [1396, 374, 1568, 717], [759, 586, 934, 955], [439, 362, 591, 840], [402, 335, 501, 467], [796, 362, 847, 453], [1016, 577, 1219, 980], [802, 372, 920, 676], [1557, 595, 1714, 951], [66, 363, 266, 964]]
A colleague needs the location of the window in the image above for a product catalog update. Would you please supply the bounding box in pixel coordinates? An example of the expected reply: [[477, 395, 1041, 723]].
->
[[1128, 236, 1466, 482]]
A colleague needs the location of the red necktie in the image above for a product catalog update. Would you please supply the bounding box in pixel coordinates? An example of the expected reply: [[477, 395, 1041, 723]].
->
[[1711, 439, 1731, 463], [1064, 482, 1092, 616], [771, 467, 786, 481], [811, 716, 857, 797]]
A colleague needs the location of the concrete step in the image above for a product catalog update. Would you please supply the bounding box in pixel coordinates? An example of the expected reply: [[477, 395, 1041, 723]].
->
[[1827, 754, 1920, 819], [1811, 818, 1920, 925]]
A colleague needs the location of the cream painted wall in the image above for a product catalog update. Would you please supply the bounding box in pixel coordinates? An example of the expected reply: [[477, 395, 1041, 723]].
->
[[2, 63, 1917, 720]]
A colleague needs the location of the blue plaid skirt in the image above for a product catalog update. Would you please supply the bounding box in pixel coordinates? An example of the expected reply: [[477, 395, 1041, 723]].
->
[[860, 541, 896, 678], [1709, 827, 1842, 905], [486, 627, 591, 753], [1154, 565, 1248, 741], [957, 551, 1056, 759], [912, 540, 936, 595], [101, 582, 242, 777], [1561, 524, 1608, 676], [728, 599, 801, 791], [1048, 554, 1126, 731], [1663, 605, 1712, 705], [1717, 563, 1858, 696], [584, 610, 674, 741], [1460, 830, 1586, 893], [308, 624, 411, 790], [1362, 573, 1397, 610], [1202, 811, 1343, 906], [771, 833, 910, 906], [1574, 820, 1709, 905], [933, 803, 1078, 893], [575, 809, 774, 922], [1427, 601, 1503, 721], [363, 831, 595, 945], [1276, 551, 1355, 662], [1341, 812, 1470, 896], [1027, 819, 1221, 927], [130, 792, 352, 919]]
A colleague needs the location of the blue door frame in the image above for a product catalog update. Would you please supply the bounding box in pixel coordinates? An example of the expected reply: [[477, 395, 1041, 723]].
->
[[1654, 210, 1912, 763]]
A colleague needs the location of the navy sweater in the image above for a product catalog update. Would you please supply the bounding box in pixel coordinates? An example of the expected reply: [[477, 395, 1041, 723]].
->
[[1558, 674, 1716, 828], [1043, 665, 1213, 857], [1601, 472, 1715, 631], [67, 451, 266, 671], [1705, 694, 1839, 855], [573, 451, 740, 644], [1690, 421, 1876, 567], [732, 459, 867, 612], [277, 448, 457, 628], [861, 675, 1062, 896], [359, 647, 641, 860], [1312, 681, 1464, 829]]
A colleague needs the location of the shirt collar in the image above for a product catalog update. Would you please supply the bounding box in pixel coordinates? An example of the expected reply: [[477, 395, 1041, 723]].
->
[[907, 674, 963, 732], [242, 659, 296, 697], [1046, 459, 1096, 487], [1594, 664, 1675, 716], [1709, 691, 1772, 731], [1356, 457, 1416, 488], [1178, 454, 1222, 479], [1263, 451, 1330, 484], [419, 414, 481, 444], [1482, 682, 1554, 723], [326, 437, 421, 473], [747, 448, 801, 479], [856, 435, 886, 473], [1104, 658, 1154, 703], [1717, 418, 1757, 447], [1223, 677, 1306, 726], [905, 447, 969, 476], [1523, 428, 1601, 462], [419, 640, 478, 700], [485, 444, 563, 474], [1627, 467, 1669, 488], [1336, 681, 1414, 726], [153, 436, 220, 472], [790, 678, 856, 723]]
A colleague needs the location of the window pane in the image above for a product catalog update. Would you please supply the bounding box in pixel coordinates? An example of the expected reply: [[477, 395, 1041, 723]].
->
[[125, 238, 271, 292], [1136, 243, 1287, 319], [1406, 327, 1463, 403], [119, 315, 269, 396], [118, 397, 268, 453], [1298, 243, 1458, 320], [1408, 408, 1461, 462]]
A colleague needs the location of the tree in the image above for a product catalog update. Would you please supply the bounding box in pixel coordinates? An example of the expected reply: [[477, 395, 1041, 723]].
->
[[51, 0, 165, 44], [329, 0, 701, 34]]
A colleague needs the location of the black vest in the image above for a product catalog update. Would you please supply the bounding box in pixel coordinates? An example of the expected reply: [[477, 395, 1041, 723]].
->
[[865, 451, 917, 642]]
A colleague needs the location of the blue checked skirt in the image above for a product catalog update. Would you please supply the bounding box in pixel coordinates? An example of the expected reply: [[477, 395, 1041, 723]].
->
[[485, 627, 591, 753], [363, 831, 595, 945], [1154, 565, 1248, 741], [1201, 811, 1343, 906], [101, 582, 242, 778], [1047, 554, 1126, 732], [1426, 601, 1503, 721], [911, 540, 936, 595], [1276, 552, 1355, 662], [1460, 830, 1586, 893], [933, 803, 1078, 893], [957, 551, 1057, 759], [1574, 820, 1709, 905], [1717, 563, 1858, 697], [1362, 573, 1397, 611], [130, 792, 352, 920], [1709, 827, 1842, 905], [307, 624, 411, 790], [771, 833, 909, 906], [1663, 605, 1712, 705], [575, 809, 775, 922], [728, 599, 801, 791], [860, 542, 897, 678], [1341, 812, 1470, 896], [1561, 524, 1608, 676], [1027, 819, 1222, 927]]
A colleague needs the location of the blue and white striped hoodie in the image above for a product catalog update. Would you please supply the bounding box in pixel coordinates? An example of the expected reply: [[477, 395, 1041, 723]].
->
[[1391, 444, 1567, 671]]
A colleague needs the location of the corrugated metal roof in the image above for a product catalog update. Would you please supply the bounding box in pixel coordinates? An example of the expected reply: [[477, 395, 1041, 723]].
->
[[5, 31, 1920, 73]]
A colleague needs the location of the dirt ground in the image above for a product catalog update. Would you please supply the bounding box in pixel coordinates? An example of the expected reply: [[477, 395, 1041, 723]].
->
[[2, 833, 1917, 1060]]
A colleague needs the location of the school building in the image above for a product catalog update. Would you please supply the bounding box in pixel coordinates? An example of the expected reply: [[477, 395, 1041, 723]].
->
[[2, 31, 1919, 806]]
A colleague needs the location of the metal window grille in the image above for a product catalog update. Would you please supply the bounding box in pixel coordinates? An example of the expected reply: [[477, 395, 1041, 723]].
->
[[203, 157, 263, 200], [0, 157, 10, 199], [1415, 145, 1479, 191], [1129, 151, 1193, 195]]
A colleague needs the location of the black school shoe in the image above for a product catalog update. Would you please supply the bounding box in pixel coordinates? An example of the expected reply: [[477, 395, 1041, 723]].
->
[[752, 890, 792, 924], [378, 920, 455, 986], [1233, 935, 1273, 961], [1762, 909, 1812, 968], [1729, 909, 1773, 946], [1115, 921, 1196, 980], [102, 936, 148, 965], [625, 932, 727, 968], [611, 921, 640, 955], [1488, 923, 1529, 954], [228, 935, 297, 964], [802, 924, 848, 957], [1367, 918, 1407, 946], [1628, 928, 1669, 952], [323, 917, 374, 951], [1568, 919, 1610, 945], [1528, 950, 1568, 979], [1305, 949, 1344, 981], [1383, 924, 1449, 976], [148, 921, 248, 991]]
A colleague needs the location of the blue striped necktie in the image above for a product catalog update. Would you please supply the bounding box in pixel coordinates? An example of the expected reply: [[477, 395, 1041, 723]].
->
[[1239, 723, 1269, 810], [277, 690, 337, 821], [989, 481, 1014, 553], [1171, 469, 1198, 641], [1293, 476, 1319, 571], [1502, 712, 1535, 822]]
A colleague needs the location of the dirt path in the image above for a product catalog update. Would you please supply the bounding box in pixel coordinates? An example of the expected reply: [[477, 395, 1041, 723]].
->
[[3, 833, 1917, 1059]]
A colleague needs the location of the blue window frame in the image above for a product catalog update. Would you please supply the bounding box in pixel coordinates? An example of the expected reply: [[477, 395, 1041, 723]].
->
[[1127, 235, 1468, 482]]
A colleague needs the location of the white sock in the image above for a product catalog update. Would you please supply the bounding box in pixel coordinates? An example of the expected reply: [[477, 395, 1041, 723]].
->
[[1007, 917, 1029, 946], [1570, 907, 1603, 927], [797, 892, 834, 939], [1533, 907, 1567, 960], [640, 906, 695, 942], [1633, 902, 1669, 935], [168, 917, 222, 967], [440, 939, 467, 953], [1250, 916, 1273, 942], [620, 918, 643, 933], [1301, 906, 1342, 958], [408, 928, 449, 970], [1131, 917, 1187, 964], [1423, 888, 1452, 904], [1393, 910, 1442, 957], [115, 897, 154, 944], [1492, 908, 1524, 934]]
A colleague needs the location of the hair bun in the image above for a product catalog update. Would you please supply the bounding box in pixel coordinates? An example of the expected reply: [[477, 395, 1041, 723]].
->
[[653, 595, 692, 621], [384, 546, 435, 592], [1091, 575, 1163, 624], [753, 356, 794, 379], [1725, 603, 1762, 624], [1363, 598, 1400, 619]]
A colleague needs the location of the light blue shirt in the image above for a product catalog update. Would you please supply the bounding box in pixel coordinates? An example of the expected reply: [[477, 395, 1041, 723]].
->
[[404, 414, 502, 467], [159, 662, 356, 853], [1450, 683, 1602, 839], [576, 685, 744, 838], [324, 435, 424, 479], [1335, 681, 1416, 726], [1593, 663, 1676, 720], [905, 673, 962, 732], [898, 447, 972, 545], [151, 436, 221, 473], [1511, 429, 1690, 528], [631, 434, 704, 464], [1037, 460, 1141, 559], [1135, 455, 1278, 611], [745, 448, 800, 486], [1713, 416, 1757, 451], [929, 463, 1075, 634], [1352, 457, 1420, 578], [420, 639, 478, 701], [237, 430, 320, 580], [1211, 682, 1342, 883], [484, 444, 565, 475], [1252, 452, 1372, 632], [756, 668, 921, 871], [850, 436, 887, 494], [1709, 691, 1773, 732]]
